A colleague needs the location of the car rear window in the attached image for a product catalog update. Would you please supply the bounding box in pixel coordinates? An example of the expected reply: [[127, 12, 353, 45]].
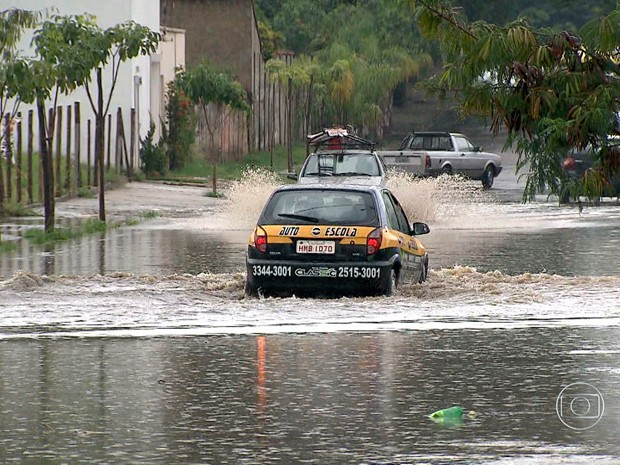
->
[[261, 190, 379, 225], [302, 153, 380, 176]]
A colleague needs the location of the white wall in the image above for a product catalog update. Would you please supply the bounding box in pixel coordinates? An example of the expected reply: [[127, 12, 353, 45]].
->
[[0, 0, 160, 167]]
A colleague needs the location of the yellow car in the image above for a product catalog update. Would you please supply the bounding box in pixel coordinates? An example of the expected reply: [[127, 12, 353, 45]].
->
[[245, 184, 430, 297]]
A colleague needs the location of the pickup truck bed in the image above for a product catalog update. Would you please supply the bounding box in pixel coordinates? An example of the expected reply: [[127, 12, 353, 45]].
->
[[378, 131, 502, 188]]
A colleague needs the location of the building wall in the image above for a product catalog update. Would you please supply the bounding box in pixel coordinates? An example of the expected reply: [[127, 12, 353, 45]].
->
[[0, 0, 160, 167], [161, 0, 291, 159], [161, 0, 253, 90]]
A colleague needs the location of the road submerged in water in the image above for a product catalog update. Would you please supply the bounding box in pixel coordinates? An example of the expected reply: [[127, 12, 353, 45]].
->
[[1, 171, 619, 464]]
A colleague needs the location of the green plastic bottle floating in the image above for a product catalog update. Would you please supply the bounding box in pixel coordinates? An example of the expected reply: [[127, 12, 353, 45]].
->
[[428, 406, 477, 423]]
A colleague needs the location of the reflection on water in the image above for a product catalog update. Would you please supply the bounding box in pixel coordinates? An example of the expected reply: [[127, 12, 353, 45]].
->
[[0, 227, 248, 278], [2, 208, 618, 278], [0, 329, 618, 464]]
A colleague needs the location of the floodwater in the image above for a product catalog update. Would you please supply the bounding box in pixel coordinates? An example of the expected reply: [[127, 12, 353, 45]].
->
[[1, 167, 620, 464]]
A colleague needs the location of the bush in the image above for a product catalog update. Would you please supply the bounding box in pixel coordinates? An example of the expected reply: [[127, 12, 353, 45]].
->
[[164, 81, 195, 171], [140, 121, 167, 176]]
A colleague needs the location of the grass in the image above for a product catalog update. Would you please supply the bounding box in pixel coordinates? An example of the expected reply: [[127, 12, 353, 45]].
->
[[0, 241, 16, 253], [0, 201, 37, 218], [164, 143, 309, 182], [1, 211, 160, 253]]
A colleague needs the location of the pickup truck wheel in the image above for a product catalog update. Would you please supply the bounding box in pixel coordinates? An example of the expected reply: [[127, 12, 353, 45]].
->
[[482, 165, 495, 189], [441, 165, 453, 175]]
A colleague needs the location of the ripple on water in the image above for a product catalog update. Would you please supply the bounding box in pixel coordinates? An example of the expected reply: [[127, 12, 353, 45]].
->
[[1, 267, 618, 338]]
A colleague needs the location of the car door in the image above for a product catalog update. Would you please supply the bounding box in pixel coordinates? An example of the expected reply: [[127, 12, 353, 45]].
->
[[453, 135, 486, 177], [381, 191, 418, 284]]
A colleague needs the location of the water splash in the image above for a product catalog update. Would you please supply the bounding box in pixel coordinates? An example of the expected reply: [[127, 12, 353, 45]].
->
[[386, 170, 493, 225], [215, 167, 496, 230]]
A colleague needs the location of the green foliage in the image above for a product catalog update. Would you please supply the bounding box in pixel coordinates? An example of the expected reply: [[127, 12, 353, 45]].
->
[[33, 15, 159, 115], [19, 213, 154, 248], [412, 0, 620, 200], [169, 142, 308, 181], [140, 211, 159, 219], [205, 191, 226, 198], [0, 8, 42, 144], [0, 201, 36, 217], [77, 186, 96, 198], [176, 60, 251, 114], [140, 121, 167, 176], [257, 20, 283, 60], [259, 1, 433, 137], [164, 79, 195, 170], [0, 240, 16, 254], [452, 0, 614, 30], [24, 227, 73, 245], [80, 218, 107, 234]]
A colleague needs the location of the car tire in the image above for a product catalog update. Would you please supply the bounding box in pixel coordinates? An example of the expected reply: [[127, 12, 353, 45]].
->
[[381, 268, 399, 296], [418, 256, 429, 283], [441, 165, 453, 175], [244, 278, 259, 298], [481, 165, 495, 189]]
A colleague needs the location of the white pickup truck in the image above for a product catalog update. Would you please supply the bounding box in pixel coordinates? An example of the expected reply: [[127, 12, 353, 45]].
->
[[378, 131, 502, 188]]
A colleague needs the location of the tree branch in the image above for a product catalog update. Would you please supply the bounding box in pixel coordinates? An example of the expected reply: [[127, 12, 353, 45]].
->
[[417, 0, 478, 40]]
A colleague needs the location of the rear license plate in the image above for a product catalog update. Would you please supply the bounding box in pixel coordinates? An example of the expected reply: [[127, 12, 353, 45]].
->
[[296, 240, 335, 254]]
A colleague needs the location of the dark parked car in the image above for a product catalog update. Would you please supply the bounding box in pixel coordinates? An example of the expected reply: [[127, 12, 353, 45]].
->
[[560, 146, 620, 203]]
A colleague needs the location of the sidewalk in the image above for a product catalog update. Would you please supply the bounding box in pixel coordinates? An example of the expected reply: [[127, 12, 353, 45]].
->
[[44, 181, 226, 219]]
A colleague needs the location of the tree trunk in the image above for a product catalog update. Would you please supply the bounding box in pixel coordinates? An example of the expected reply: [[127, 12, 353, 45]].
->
[[37, 98, 55, 232], [287, 77, 293, 173], [95, 67, 106, 222]]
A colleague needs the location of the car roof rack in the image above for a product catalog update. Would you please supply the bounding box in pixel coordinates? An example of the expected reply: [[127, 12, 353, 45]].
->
[[307, 127, 376, 152]]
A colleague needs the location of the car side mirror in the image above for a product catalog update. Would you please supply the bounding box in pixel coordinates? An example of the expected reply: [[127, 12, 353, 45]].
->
[[474, 146, 483, 152], [411, 222, 430, 235], [287, 172, 298, 181]]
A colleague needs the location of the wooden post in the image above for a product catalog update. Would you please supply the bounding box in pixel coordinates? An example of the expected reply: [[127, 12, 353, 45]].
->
[[0, 115, 5, 205], [27, 110, 33, 203], [74, 102, 81, 190], [4, 114, 13, 202], [117, 109, 130, 177], [55, 105, 62, 197], [40, 100, 55, 231], [106, 113, 112, 170], [16, 112, 22, 203], [65, 105, 72, 192], [87, 119, 93, 186], [115, 107, 122, 174], [129, 108, 136, 179]]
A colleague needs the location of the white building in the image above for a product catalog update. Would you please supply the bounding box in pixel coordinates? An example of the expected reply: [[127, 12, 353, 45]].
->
[[0, 0, 184, 168]]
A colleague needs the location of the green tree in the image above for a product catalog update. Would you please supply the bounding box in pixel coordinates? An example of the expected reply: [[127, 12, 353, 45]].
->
[[0, 8, 40, 218], [164, 79, 195, 171], [34, 15, 159, 222], [176, 60, 251, 195], [412, 0, 620, 201], [259, 0, 432, 140]]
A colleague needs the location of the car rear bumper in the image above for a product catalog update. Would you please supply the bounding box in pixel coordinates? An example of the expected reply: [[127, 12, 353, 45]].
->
[[246, 258, 394, 296]]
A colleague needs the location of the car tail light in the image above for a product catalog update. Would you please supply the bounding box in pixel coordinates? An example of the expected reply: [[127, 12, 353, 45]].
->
[[253, 226, 268, 253], [561, 157, 575, 170], [425, 154, 431, 169], [366, 228, 383, 255]]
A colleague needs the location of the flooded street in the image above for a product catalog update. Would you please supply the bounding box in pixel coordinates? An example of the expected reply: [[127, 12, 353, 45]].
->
[[1, 163, 620, 463]]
